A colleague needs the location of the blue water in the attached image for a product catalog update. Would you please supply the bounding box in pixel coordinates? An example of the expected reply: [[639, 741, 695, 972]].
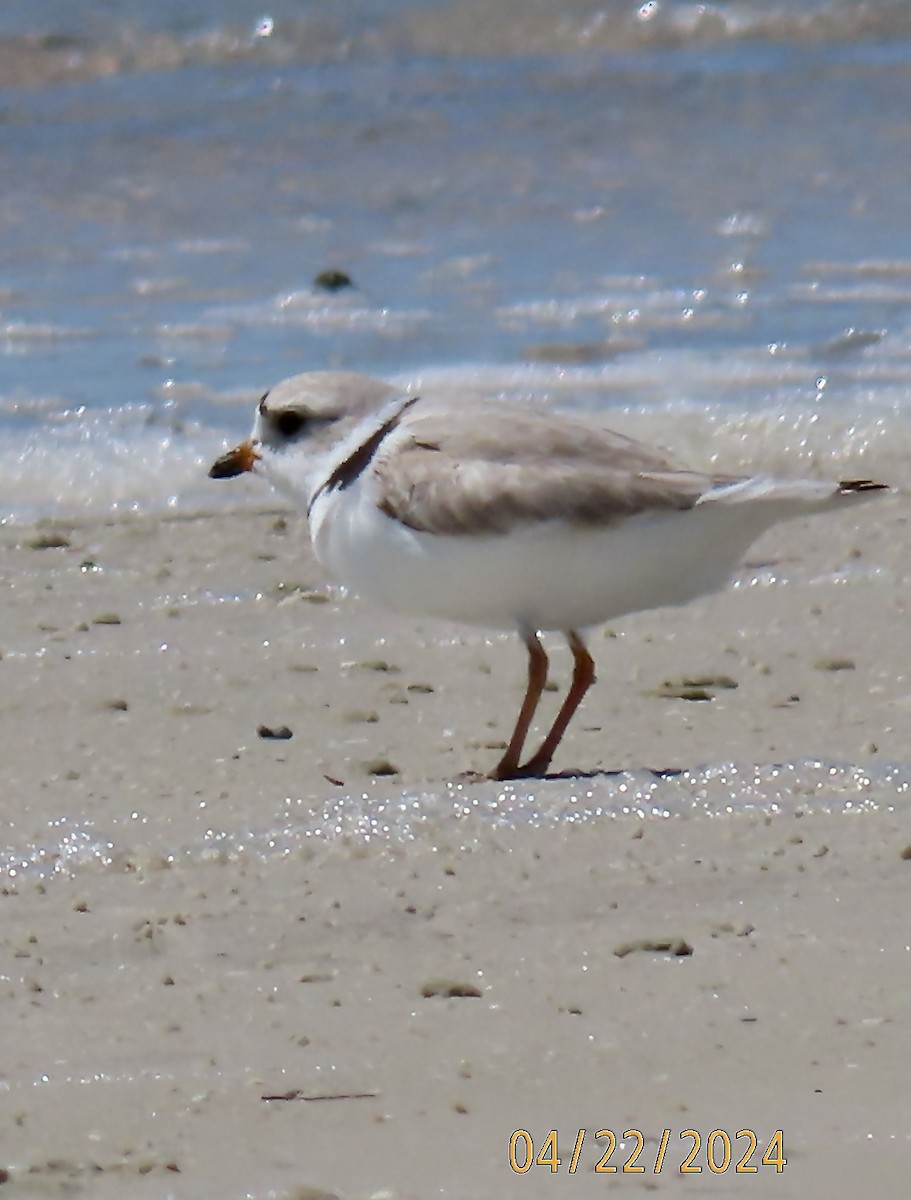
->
[[2, 0, 911, 519]]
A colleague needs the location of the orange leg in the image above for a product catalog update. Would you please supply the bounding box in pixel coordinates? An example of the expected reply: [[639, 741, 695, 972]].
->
[[517, 632, 595, 778], [489, 633, 549, 781]]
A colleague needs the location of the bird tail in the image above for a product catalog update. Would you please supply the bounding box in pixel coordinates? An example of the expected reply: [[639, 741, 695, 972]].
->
[[698, 474, 890, 516]]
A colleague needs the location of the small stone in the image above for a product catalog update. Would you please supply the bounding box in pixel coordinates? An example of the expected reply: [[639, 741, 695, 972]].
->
[[406, 682, 434, 694], [27, 532, 70, 550], [813, 657, 856, 672], [357, 659, 399, 673], [313, 268, 353, 292], [652, 683, 713, 702], [343, 709, 380, 724], [257, 725, 293, 740], [614, 937, 693, 958], [651, 675, 737, 700], [361, 758, 399, 777], [92, 612, 122, 626], [101, 698, 129, 712], [711, 921, 754, 938], [684, 674, 738, 690], [421, 979, 483, 999], [900, 844, 911, 861]]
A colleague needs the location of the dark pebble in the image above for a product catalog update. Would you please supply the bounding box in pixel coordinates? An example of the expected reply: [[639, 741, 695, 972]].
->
[[257, 725, 293, 740]]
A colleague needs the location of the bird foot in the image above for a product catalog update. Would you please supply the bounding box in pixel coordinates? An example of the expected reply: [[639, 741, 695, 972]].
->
[[486, 757, 552, 782]]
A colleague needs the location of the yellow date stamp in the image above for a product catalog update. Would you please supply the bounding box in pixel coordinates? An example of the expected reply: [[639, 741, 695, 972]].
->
[[509, 1128, 787, 1175]]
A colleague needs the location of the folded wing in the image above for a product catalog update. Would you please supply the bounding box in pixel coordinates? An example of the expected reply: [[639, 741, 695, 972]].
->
[[374, 403, 731, 535]]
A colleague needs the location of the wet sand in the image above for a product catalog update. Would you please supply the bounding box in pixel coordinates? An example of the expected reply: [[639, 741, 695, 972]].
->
[[0, 495, 909, 1197]]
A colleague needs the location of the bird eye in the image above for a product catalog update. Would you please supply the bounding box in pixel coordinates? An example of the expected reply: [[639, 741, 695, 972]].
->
[[274, 410, 306, 438]]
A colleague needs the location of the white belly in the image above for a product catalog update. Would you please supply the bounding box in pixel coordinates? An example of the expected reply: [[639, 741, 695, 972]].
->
[[308, 473, 789, 633]]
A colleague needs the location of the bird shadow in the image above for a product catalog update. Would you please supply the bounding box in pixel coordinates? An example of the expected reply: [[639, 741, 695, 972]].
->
[[516, 768, 686, 787], [524, 766, 687, 783], [456, 765, 690, 785]]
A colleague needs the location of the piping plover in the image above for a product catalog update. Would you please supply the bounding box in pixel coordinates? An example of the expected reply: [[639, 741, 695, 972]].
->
[[210, 370, 888, 780]]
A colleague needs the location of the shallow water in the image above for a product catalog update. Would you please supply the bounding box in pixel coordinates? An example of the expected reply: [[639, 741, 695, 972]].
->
[[2, 0, 911, 520]]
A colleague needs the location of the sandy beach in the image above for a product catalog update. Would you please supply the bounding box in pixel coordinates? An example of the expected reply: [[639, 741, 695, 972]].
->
[[1, 492, 909, 1198]]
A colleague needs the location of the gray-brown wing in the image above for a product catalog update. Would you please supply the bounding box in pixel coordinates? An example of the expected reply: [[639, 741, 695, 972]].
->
[[375, 415, 725, 535], [403, 401, 689, 473]]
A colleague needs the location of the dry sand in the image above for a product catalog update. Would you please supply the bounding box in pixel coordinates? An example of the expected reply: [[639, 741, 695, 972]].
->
[[1, 493, 909, 1198]]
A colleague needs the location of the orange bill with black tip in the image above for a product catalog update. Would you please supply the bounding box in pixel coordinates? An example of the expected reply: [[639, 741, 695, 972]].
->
[[208, 440, 260, 479]]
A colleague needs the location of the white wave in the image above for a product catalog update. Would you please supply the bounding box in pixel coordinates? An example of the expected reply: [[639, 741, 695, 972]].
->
[[3, 344, 910, 523]]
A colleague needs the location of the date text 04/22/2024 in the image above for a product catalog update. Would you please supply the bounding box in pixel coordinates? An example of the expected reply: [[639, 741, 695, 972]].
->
[[508, 1129, 787, 1175]]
